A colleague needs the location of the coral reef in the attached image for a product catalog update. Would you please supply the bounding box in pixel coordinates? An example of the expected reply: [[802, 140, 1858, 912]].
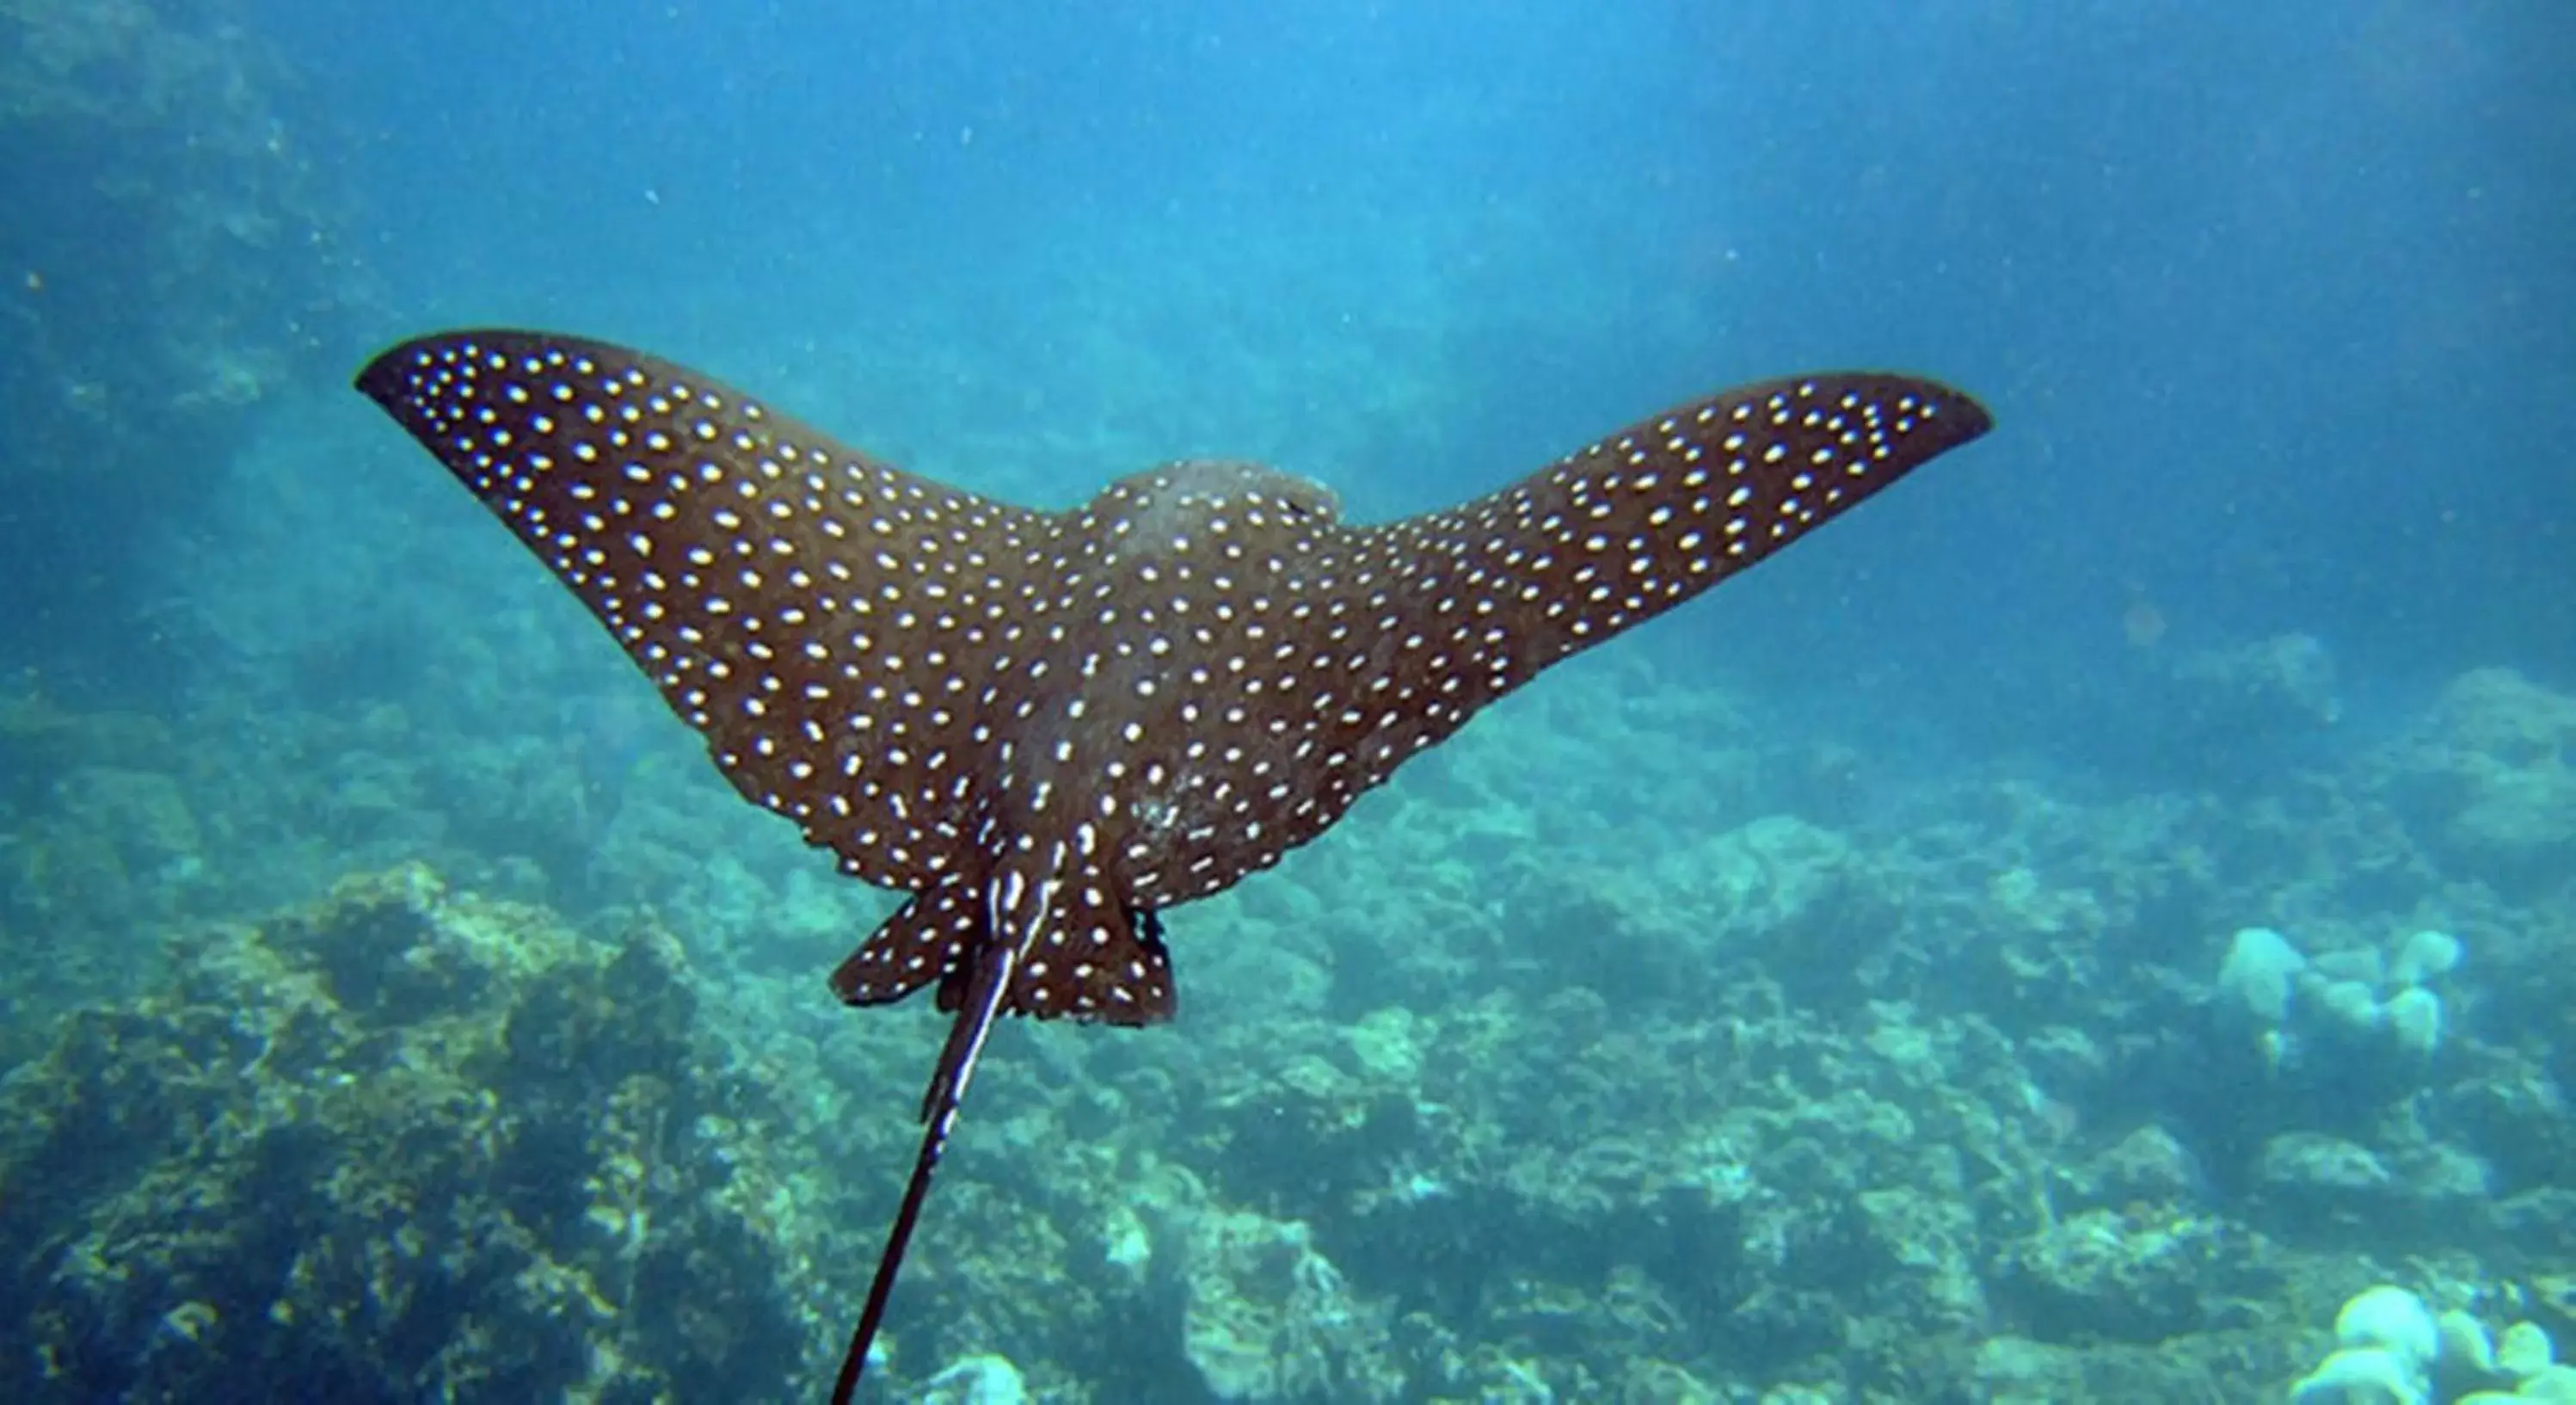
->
[[0, 866, 815, 1402], [0, 0, 384, 693], [1, 0, 376, 435], [4, 637, 2573, 1402], [2378, 669, 2576, 900]]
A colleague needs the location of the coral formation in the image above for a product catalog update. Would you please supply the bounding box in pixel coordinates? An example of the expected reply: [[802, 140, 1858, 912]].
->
[[0, 0, 384, 693], [5, 629, 2574, 1401], [0, 866, 813, 1402]]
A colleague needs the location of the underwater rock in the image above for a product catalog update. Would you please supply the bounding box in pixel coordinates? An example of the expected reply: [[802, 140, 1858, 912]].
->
[[2124, 632, 2344, 783], [5, 764, 206, 1008], [1664, 813, 1884, 1011], [1990, 1205, 2253, 1343], [1172, 1199, 1398, 1402], [2379, 669, 2576, 897], [2078, 1125, 2211, 1211], [2248, 1122, 2497, 1251], [920, 1351, 1034, 1405], [1200, 1013, 1429, 1213], [52, 767, 202, 874], [1966, 1335, 2093, 1403], [2173, 632, 2344, 726], [1854, 1181, 1989, 1331], [2255, 1132, 2400, 1207], [1961, 1333, 2243, 1404], [0, 864, 808, 1402]]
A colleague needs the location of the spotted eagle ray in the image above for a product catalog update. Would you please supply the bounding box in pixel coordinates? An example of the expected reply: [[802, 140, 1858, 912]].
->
[[355, 329, 1989, 1399]]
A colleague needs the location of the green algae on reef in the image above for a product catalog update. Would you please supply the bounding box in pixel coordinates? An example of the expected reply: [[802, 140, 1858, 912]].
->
[[0, 865, 809, 1402]]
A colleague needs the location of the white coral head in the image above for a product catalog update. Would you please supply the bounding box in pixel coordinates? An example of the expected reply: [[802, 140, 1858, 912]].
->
[[2336, 1285, 2439, 1370], [2288, 1346, 2425, 1405]]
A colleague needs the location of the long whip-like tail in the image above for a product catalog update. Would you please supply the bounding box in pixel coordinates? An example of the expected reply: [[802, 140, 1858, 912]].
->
[[829, 940, 1016, 1403]]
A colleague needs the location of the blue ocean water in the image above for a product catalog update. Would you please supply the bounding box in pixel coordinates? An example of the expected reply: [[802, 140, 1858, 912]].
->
[[2, 2, 2570, 1402]]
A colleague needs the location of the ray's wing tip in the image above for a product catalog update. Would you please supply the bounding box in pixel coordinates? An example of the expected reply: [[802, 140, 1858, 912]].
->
[[1834, 370, 1990, 427], [1737, 369, 1994, 454], [353, 328, 483, 407], [351, 337, 417, 402], [1892, 372, 1994, 443], [351, 328, 612, 400], [1804, 370, 1996, 460], [1931, 379, 1996, 441]]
